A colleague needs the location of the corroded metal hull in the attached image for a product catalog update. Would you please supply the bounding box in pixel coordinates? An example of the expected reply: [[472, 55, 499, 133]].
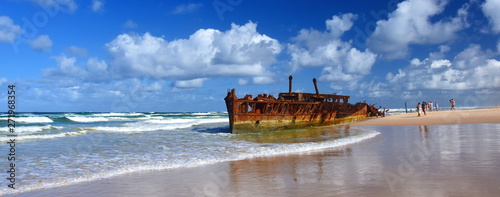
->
[[225, 88, 377, 134]]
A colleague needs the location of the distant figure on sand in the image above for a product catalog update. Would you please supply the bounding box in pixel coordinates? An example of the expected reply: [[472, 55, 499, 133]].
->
[[422, 101, 427, 116], [428, 101, 433, 112], [450, 99, 456, 110], [416, 102, 421, 117], [435, 102, 439, 111]]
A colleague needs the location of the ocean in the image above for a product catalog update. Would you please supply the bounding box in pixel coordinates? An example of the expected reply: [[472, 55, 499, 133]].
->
[[0, 112, 379, 195]]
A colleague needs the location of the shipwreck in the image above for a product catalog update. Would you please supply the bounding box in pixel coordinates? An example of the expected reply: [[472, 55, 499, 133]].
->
[[224, 76, 379, 134]]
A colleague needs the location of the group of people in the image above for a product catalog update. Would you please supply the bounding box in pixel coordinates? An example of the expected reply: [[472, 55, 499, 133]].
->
[[416, 101, 439, 117], [416, 99, 456, 117]]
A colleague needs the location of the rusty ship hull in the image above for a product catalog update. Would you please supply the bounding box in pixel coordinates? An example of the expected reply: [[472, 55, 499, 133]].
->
[[225, 76, 378, 134]]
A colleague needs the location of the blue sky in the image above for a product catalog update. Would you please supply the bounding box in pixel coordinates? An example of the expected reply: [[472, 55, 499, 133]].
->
[[1, 0, 499, 112]]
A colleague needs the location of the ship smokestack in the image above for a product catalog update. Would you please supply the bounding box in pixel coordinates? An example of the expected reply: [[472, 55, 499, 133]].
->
[[288, 75, 293, 93], [313, 78, 319, 95]]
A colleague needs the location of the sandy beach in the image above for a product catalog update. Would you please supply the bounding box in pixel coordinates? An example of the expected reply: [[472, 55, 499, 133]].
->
[[8, 108, 500, 197], [351, 107, 500, 126]]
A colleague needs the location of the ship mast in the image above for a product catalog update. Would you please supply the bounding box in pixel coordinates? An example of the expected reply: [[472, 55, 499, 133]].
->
[[313, 78, 320, 96]]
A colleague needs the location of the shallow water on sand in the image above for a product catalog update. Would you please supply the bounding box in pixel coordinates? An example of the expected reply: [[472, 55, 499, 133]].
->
[[223, 123, 500, 197]]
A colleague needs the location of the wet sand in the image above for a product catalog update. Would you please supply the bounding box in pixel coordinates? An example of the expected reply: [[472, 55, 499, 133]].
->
[[9, 109, 500, 197]]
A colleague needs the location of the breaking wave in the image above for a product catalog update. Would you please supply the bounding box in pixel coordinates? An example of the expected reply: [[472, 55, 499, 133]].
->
[[67, 116, 110, 123]]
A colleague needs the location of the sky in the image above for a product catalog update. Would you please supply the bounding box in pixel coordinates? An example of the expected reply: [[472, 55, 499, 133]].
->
[[0, 0, 499, 112]]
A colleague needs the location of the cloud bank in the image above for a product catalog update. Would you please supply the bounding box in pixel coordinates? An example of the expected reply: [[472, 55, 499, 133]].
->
[[369, 44, 500, 101], [288, 13, 377, 83], [105, 22, 281, 86], [367, 0, 468, 59], [23, 0, 499, 111]]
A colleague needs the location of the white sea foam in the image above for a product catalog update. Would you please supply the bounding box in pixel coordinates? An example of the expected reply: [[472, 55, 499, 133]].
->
[[145, 118, 194, 124], [146, 118, 227, 124], [96, 122, 191, 133], [0, 125, 63, 134], [93, 112, 145, 117], [14, 116, 54, 123], [144, 115, 164, 119], [195, 118, 228, 125], [96, 118, 228, 133], [0, 130, 87, 142], [67, 116, 109, 123], [106, 116, 151, 121], [191, 112, 215, 115], [95, 124, 169, 133]]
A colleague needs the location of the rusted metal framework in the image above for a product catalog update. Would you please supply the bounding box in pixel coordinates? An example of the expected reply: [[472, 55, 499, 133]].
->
[[225, 76, 378, 134]]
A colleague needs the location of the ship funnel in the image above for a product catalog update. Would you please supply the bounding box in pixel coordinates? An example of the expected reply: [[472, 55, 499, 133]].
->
[[313, 78, 319, 95], [288, 75, 293, 93]]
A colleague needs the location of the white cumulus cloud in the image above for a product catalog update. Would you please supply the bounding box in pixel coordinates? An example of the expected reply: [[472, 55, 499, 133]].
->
[[65, 46, 88, 57], [43, 55, 110, 82], [361, 43, 500, 104], [453, 44, 492, 70], [482, 0, 500, 33], [367, 0, 468, 59], [430, 59, 451, 69], [0, 16, 22, 43], [252, 76, 275, 85], [0, 78, 7, 87], [92, 0, 104, 12], [106, 22, 281, 82], [174, 78, 207, 88], [43, 55, 84, 79], [29, 35, 52, 52], [123, 20, 138, 28], [172, 3, 203, 15], [288, 13, 377, 83], [384, 45, 500, 91]]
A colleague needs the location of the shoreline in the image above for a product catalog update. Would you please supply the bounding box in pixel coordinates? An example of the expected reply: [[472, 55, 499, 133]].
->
[[6, 108, 500, 196]]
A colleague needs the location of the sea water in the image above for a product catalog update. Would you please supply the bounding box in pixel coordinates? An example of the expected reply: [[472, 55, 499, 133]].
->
[[0, 112, 379, 195]]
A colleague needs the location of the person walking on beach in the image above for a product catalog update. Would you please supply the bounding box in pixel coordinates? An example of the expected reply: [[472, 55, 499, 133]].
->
[[422, 101, 427, 116], [450, 99, 456, 110], [416, 102, 421, 117], [435, 102, 439, 111], [428, 101, 433, 112]]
